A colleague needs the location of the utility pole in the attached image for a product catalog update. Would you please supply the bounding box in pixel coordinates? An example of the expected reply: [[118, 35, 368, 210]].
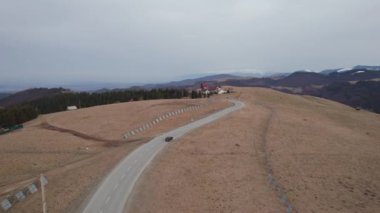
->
[[40, 174, 47, 213]]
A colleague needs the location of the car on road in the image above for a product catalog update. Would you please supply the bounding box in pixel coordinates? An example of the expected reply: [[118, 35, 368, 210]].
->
[[165, 136, 174, 142]]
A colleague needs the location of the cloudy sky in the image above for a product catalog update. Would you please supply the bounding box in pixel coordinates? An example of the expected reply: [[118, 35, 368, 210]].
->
[[1, 0, 379, 86]]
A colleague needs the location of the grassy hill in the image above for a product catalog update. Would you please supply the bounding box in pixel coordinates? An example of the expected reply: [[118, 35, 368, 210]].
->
[[127, 87, 380, 213]]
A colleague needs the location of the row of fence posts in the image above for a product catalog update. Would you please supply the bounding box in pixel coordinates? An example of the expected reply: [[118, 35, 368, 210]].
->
[[1, 174, 48, 212], [124, 104, 203, 139]]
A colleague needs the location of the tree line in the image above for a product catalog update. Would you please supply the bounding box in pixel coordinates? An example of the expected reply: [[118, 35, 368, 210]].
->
[[0, 89, 203, 128], [0, 106, 38, 128]]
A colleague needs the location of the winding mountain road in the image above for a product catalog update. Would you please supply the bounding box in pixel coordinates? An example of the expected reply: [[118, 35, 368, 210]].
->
[[82, 100, 244, 213]]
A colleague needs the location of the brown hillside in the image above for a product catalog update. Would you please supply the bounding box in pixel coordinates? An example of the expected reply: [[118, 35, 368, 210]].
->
[[0, 98, 229, 213], [127, 87, 380, 213]]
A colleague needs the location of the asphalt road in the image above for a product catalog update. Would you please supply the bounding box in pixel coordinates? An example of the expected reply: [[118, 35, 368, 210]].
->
[[82, 100, 244, 213]]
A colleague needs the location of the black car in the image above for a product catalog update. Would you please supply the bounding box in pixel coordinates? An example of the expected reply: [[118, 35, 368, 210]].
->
[[165, 136, 174, 142]]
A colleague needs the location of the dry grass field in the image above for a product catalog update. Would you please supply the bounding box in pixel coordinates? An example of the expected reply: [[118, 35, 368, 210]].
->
[[0, 98, 229, 213], [127, 87, 380, 213], [43, 99, 218, 140]]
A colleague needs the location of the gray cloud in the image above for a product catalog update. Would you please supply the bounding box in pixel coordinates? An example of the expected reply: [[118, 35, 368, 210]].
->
[[1, 0, 379, 85]]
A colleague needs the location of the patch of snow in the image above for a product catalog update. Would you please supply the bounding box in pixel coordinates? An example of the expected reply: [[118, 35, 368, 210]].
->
[[337, 67, 353, 72], [352, 70, 365, 75]]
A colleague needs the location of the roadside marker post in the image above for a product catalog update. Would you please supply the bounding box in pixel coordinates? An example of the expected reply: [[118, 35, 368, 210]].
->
[[40, 174, 48, 213]]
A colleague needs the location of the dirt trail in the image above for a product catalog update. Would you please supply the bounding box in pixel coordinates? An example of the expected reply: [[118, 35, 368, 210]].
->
[[257, 103, 296, 213], [40, 122, 133, 146]]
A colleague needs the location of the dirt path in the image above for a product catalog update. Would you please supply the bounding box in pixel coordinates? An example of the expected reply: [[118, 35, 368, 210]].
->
[[251, 88, 380, 212], [40, 122, 137, 146], [256, 103, 296, 213]]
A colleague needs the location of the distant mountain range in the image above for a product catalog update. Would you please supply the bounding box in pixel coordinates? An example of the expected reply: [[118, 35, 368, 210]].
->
[[220, 65, 380, 113], [1, 65, 380, 113], [94, 74, 248, 93], [320, 65, 380, 75], [129, 74, 245, 89], [222, 67, 380, 88]]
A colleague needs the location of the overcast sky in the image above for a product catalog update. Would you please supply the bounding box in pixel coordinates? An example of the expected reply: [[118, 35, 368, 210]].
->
[[1, 0, 379, 86]]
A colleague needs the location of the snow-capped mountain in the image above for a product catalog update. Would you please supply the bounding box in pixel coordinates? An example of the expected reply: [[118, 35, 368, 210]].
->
[[320, 65, 380, 75]]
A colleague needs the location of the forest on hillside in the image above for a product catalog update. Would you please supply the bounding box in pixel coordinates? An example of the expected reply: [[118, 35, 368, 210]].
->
[[0, 89, 202, 128], [317, 81, 380, 113]]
